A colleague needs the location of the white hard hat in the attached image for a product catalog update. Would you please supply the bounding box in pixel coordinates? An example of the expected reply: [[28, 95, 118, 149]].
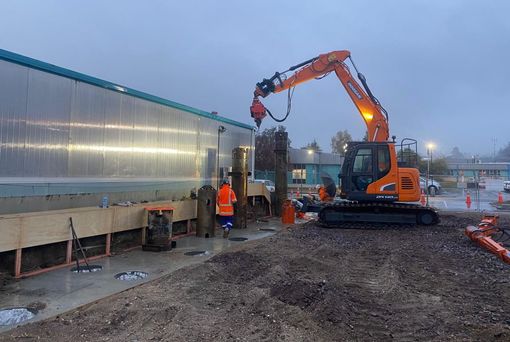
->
[[315, 184, 321, 190]]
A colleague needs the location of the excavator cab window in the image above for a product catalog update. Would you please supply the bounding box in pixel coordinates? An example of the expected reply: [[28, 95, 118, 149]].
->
[[352, 148, 373, 191], [341, 143, 393, 196], [377, 145, 391, 179], [353, 148, 372, 173]]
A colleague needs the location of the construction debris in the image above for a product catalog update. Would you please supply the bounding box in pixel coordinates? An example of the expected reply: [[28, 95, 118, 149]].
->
[[465, 214, 510, 264]]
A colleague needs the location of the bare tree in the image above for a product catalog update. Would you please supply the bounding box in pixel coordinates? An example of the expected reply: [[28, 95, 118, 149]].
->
[[301, 139, 321, 152], [255, 125, 290, 170], [496, 142, 510, 162], [330, 130, 352, 155]]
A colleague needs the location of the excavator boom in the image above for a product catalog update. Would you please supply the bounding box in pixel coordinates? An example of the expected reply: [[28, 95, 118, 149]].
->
[[251, 50, 389, 142]]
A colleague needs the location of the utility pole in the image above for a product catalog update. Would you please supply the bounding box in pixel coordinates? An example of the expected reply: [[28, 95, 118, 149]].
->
[[492, 137, 497, 161], [217, 126, 226, 190], [274, 131, 288, 216]]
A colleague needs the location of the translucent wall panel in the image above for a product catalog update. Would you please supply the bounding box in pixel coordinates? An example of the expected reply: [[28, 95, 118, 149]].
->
[[0, 58, 254, 189], [24, 69, 72, 176], [0, 61, 28, 176]]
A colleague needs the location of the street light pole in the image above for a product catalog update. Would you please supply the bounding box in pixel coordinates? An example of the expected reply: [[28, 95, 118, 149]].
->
[[217, 126, 226, 190], [426, 148, 430, 206], [425, 143, 435, 206], [300, 168, 303, 195], [307, 149, 314, 192]]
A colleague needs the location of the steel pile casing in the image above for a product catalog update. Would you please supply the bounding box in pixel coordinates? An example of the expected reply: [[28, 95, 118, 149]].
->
[[231, 147, 249, 229], [196, 185, 217, 237], [274, 132, 288, 216]]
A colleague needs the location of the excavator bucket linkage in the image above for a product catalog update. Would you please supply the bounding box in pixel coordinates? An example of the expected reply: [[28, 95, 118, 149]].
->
[[465, 215, 510, 264]]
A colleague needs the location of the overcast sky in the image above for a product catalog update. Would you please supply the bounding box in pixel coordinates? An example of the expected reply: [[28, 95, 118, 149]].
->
[[1, 0, 509, 157]]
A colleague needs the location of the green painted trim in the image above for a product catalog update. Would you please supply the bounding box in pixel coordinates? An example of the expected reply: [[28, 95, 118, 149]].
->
[[0, 48, 254, 130]]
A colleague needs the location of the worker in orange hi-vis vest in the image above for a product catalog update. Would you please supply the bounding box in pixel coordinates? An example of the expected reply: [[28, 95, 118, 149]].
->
[[217, 179, 237, 238]]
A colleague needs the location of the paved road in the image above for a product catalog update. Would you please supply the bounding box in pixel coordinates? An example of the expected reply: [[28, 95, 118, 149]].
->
[[429, 186, 509, 212]]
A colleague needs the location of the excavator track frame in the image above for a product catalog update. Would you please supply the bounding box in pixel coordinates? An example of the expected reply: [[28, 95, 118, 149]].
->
[[318, 201, 440, 227]]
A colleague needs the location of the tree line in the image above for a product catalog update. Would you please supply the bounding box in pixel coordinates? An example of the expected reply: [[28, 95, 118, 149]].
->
[[255, 126, 450, 175]]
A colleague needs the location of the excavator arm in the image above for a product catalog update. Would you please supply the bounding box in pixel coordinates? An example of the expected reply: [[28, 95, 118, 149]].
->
[[250, 50, 390, 142]]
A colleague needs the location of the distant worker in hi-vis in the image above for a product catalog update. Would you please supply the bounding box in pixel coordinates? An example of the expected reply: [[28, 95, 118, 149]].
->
[[217, 179, 237, 238]]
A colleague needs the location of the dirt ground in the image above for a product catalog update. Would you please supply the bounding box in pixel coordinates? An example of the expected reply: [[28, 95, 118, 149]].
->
[[2, 213, 510, 341]]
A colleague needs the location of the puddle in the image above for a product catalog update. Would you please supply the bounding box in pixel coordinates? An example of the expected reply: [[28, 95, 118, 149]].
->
[[184, 251, 210, 256], [228, 237, 248, 242], [70, 265, 103, 273], [115, 271, 148, 281], [0, 308, 36, 326]]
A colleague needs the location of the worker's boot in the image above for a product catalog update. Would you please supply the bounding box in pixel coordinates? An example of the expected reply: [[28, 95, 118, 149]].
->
[[223, 229, 229, 239]]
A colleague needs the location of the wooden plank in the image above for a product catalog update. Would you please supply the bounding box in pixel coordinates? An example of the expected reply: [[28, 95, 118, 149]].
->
[[112, 206, 145, 233], [66, 240, 72, 264], [0, 199, 198, 253], [171, 200, 196, 222], [0, 217, 22, 251], [248, 183, 271, 204], [18, 209, 113, 249], [105, 233, 111, 256], [14, 248, 22, 278]]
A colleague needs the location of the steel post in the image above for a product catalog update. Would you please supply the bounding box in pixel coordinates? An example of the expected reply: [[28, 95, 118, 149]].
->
[[231, 147, 249, 229], [274, 132, 288, 216]]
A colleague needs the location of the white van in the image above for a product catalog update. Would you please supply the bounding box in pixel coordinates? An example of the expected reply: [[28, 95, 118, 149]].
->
[[254, 179, 275, 192]]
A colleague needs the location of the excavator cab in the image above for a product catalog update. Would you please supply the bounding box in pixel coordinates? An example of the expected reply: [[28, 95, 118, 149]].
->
[[340, 141, 421, 203]]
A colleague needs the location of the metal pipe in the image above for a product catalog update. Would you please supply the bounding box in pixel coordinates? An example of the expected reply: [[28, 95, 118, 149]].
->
[[274, 132, 288, 216], [231, 147, 249, 229], [217, 126, 226, 190]]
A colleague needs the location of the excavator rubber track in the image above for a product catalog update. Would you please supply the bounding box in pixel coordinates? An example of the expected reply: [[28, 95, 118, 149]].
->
[[318, 201, 440, 227]]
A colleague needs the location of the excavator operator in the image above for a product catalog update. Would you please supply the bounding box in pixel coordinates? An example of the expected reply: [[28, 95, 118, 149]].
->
[[317, 184, 333, 202]]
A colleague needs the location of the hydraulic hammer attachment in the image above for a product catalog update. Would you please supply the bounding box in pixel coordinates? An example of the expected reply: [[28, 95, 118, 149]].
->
[[465, 214, 510, 264], [250, 97, 267, 128]]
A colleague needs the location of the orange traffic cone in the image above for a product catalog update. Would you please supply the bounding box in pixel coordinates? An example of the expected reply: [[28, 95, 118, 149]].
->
[[498, 192, 504, 205], [466, 191, 472, 209], [420, 189, 426, 206]]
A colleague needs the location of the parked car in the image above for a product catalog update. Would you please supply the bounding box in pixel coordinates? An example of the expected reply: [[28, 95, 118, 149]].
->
[[504, 181, 510, 193], [254, 179, 275, 192], [419, 176, 442, 196]]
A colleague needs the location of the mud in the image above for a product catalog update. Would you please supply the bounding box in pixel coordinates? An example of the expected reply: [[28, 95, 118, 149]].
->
[[1, 213, 509, 341]]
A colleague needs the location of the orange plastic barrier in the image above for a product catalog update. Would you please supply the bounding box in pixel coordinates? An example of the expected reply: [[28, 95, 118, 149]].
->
[[420, 190, 426, 206], [465, 192, 472, 209], [281, 199, 295, 224]]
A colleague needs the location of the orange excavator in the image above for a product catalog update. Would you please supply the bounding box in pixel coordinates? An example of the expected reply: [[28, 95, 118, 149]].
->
[[250, 50, 439, 225]]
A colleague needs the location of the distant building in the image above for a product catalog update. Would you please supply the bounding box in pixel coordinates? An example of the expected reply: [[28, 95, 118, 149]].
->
[[288, 148, 343, 185], [447, 162, 510, 180], [253, 148, 343, 186]]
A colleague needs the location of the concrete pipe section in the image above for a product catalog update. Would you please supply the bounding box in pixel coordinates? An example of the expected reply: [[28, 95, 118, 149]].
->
[[196, 185, 217, 238]]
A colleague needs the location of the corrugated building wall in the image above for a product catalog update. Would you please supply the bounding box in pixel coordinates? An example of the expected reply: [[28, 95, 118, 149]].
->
[[0, 49, 254, 213]]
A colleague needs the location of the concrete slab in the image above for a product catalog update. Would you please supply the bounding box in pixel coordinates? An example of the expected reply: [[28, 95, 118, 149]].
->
[[0, 218, 285, 332]]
